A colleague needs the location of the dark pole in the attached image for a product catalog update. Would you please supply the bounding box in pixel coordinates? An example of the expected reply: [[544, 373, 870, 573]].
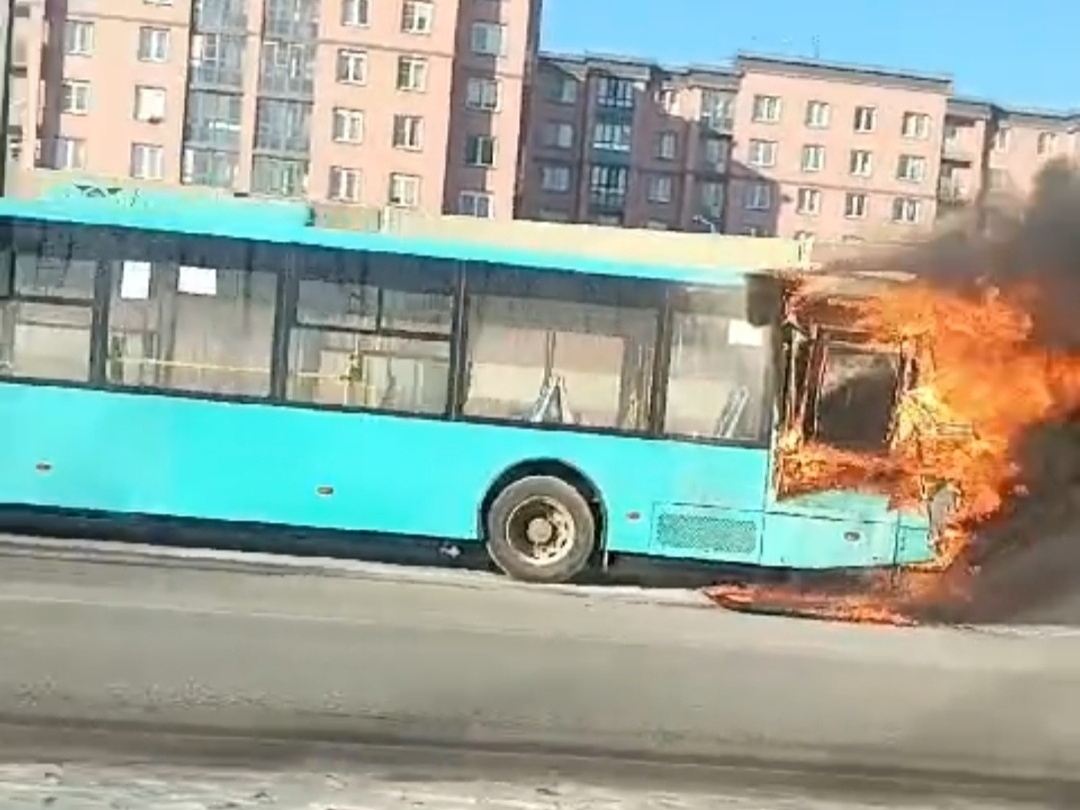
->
[[0, 0, 14, 196]]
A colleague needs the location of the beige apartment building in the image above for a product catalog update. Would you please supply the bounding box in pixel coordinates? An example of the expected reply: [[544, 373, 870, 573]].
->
[[519, 52, 1080, 240], [5, 0, 539, 219]]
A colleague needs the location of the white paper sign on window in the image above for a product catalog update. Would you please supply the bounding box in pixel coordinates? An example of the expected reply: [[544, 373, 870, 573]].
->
[[119, 260, 152, 299], [178, 265, 217, 296], [727, 318, 765, 347]]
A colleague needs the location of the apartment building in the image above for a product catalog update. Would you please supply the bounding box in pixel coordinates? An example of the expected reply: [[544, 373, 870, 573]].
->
[[520, 51, 1080, 241], [5, 0, 540, 219]]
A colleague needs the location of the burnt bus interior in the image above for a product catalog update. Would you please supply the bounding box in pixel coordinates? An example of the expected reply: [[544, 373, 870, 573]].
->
[[778, 279, 917, 454]]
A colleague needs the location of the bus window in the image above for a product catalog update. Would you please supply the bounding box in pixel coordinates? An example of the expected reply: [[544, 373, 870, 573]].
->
[[286, 251, 453, 414], [107, 236, 276, 397], [463, 287, 657, 432], [663, 294, 772, 444], [0, 219, 96, 382]]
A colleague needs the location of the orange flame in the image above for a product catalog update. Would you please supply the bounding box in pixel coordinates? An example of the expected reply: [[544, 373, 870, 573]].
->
[[711, 228, 1080, 623]]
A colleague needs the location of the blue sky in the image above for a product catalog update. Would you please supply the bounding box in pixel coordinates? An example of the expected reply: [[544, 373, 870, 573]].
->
[[540, 0, 1075, 111]]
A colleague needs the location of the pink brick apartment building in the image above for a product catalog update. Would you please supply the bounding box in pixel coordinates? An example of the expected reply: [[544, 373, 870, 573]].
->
[[518, 52, 1080, 240], [4, 1, 1077, 239], [5, 0, 540, 219]]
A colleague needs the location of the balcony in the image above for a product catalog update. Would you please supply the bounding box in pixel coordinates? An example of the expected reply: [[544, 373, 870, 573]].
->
[[699, 112, 734, 135], [588, 189, 626, 213], [937, 178, 968, 205], [941, 138, 973, 162]]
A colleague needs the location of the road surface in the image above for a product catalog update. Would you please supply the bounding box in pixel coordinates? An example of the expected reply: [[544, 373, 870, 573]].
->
[[0, 727, 1068, 808], [0, 536, 1079, 799]]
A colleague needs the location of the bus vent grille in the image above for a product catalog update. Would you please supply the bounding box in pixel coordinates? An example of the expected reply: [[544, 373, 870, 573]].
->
[[655, 512, 758, 555]]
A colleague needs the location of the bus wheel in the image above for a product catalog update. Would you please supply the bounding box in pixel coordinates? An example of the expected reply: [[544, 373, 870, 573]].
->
[[485, 475, 596, 584]]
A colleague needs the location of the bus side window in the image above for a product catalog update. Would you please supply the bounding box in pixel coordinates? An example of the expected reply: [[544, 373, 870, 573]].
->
[[663, 292, 772, 444], [462, 274, 657, 432], [285, 252, 453, 415], [0, 220, 96, 383]]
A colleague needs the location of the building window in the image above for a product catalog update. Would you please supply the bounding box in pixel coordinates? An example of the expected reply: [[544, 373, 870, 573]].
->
[[134, 86, 166, 122], [190, 33, 246, 90], [108, 255, 277, 398], [465, 134, 496, 167], [545, 73, 577, 104], [389, 173, 420, 207], [646, 174, 673, 203], [332, 108, 365, 143], [896, 154, 926, 182], [655, 86, 677, 114], [250, 156, 309, 197], [701, 90, 734, 129], [849, 149, 873, 177], [844, 192, 868, 219], [800, 144, 824, 172], [336, 49, 367, 84], [543, 122, 573, 149], [49, 137, 86, 170], [747, 139, 776, 167], [540, 164, 571, 193], [699, 182, 723, 218], [137, 27, 170, 62], [182, 148, 238, 188], [595, 76, 635, 109], [588, 165, 628, 207], [656, 131, 677, 160], [61, 81, 90, 114], [891, 197, 921, 224], [751, 95, 781, 123], [64, 20, 94, 55], [458, 191, 493, 218], [130, 143, 164, 180], [901, 112, 931, 139], [470, 22, 506, 55], [392, 114, 423, 150], [328, 166, 362, 202], [795, 187, 820, 215], [743, 182, 771, 210], [184, 91, 241, 149], [401, 0, 434, 33], [853, 106, 876, 133], [254, 98, 312, 154], [396, 56, 428, 91], [466, 77, 500, 110], [805, 100, 829, 128], [592, 121, 632, 152], [993, 128, 1009, 152], [1037, 132, 1058, 155], [464, 279, 656, 431], [342, 0, 369, 26], [701, 137, 728, 171]]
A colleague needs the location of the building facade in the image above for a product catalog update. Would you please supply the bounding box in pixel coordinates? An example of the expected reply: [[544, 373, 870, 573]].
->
[[6, 0, 540, 219], [519, 52, 1080, 240]]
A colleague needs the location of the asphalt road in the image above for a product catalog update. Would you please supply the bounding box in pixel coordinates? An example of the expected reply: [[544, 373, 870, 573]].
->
[[2, 536, 1080, 795]]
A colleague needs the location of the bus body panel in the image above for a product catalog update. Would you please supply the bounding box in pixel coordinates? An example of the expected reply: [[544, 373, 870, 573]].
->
[[0, 383, 785, 562]]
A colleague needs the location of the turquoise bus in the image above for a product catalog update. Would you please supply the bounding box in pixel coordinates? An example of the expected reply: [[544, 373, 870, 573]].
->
[[0, 189, 938, 583]]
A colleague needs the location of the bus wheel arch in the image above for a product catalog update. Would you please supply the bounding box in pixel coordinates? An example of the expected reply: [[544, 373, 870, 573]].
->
[[479, 459, 606, 583]]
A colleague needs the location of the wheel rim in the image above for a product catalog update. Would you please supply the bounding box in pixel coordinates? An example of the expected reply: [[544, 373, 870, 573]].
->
[[503, 495, 577, 567]]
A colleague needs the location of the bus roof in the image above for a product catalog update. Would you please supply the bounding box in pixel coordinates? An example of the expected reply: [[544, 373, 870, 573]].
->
[[0, 189, 799, 290]]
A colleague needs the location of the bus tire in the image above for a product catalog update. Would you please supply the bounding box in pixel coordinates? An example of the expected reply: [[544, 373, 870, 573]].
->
[[485, 475, 596, 584]]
